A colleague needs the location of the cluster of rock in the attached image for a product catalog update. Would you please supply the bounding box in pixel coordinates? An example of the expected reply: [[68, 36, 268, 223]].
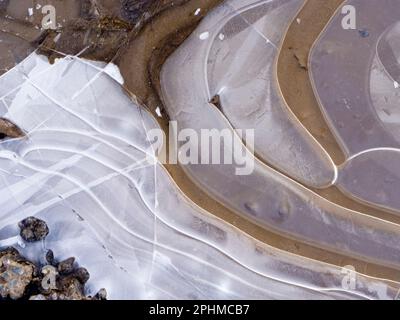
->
[[0, 217, 107, 300]]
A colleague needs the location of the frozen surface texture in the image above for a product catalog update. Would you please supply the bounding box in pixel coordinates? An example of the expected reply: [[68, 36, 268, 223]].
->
[[200, 0, 335, 188], [310, 0, 400, 214], [206, 0, 336, 188], [0, 52, 399, 299], [1, 0, 400, 300], [161, 0, 400, 269]]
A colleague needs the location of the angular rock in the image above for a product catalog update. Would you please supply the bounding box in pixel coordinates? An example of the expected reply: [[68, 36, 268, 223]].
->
[[74, 267, 90, 284], [45, 249, 55, 265], [57, 257, 75, 275], [93, 288, 107, 300], [0, 248, 35, 300], [18, 217, 49, 242], [56, 275, 86, 300]]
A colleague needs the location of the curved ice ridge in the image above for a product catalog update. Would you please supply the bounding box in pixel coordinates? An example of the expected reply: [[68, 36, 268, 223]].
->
[[0, 52, 398, 299]]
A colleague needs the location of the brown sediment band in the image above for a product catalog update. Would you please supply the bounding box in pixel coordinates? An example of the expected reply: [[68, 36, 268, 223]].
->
[[278, 0, 346, 165], [116, 0, 400, 282], [117, 0, 214, 110], [276, 0, 400, 224]]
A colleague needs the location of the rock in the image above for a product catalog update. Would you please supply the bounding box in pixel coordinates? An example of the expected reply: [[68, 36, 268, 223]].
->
[[0, 118, 25, 138], [74, 267, 90, 284], [58, 257, 75, 275], [45, 249, 55, 265], [0, 247, 35, 300], [56, 275, 86, 300], [0, 248, 105, 300], [29, 294, 47, 300], [93, 288, 107, 300], [210, 94, 222, 110], [18, 216, 49, 242]]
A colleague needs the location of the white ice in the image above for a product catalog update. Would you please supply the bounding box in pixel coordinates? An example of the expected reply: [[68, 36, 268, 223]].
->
[[0, 52, 398, 299]]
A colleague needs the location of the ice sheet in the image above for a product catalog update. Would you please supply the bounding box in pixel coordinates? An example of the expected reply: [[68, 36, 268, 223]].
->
[[0, 52, 398, 299], [310, 0, 400, 214], [161, 0, 400, 270], [205, 0, 335, 188]]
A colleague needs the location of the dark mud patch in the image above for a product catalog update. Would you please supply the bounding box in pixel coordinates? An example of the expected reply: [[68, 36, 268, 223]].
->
[[38, 0, 192, 64], [38, 17, 133, 63], [0, 0, 149, 69]]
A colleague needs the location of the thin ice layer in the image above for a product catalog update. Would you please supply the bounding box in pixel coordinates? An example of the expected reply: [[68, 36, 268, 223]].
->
[[161, 0, 400, 268], [0, 53, 398, 299], [205, 0, 335, 188], [310, 0, 400, 214]]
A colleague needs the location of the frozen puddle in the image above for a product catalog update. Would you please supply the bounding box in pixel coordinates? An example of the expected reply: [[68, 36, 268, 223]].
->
[[195, 0, 335, 188], [2, 52, 399, 299], [161, 0, 400, 269], [310, 0, 400, 214]]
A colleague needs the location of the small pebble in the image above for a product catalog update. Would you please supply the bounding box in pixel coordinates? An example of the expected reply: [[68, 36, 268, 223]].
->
[[46, 249, 55, 265], [358, 28, 369, 38], [58, 257, 75, 275], [18, 217, 49, 242], [74, 267, 90, 284], [94, 288, 107, 300]]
